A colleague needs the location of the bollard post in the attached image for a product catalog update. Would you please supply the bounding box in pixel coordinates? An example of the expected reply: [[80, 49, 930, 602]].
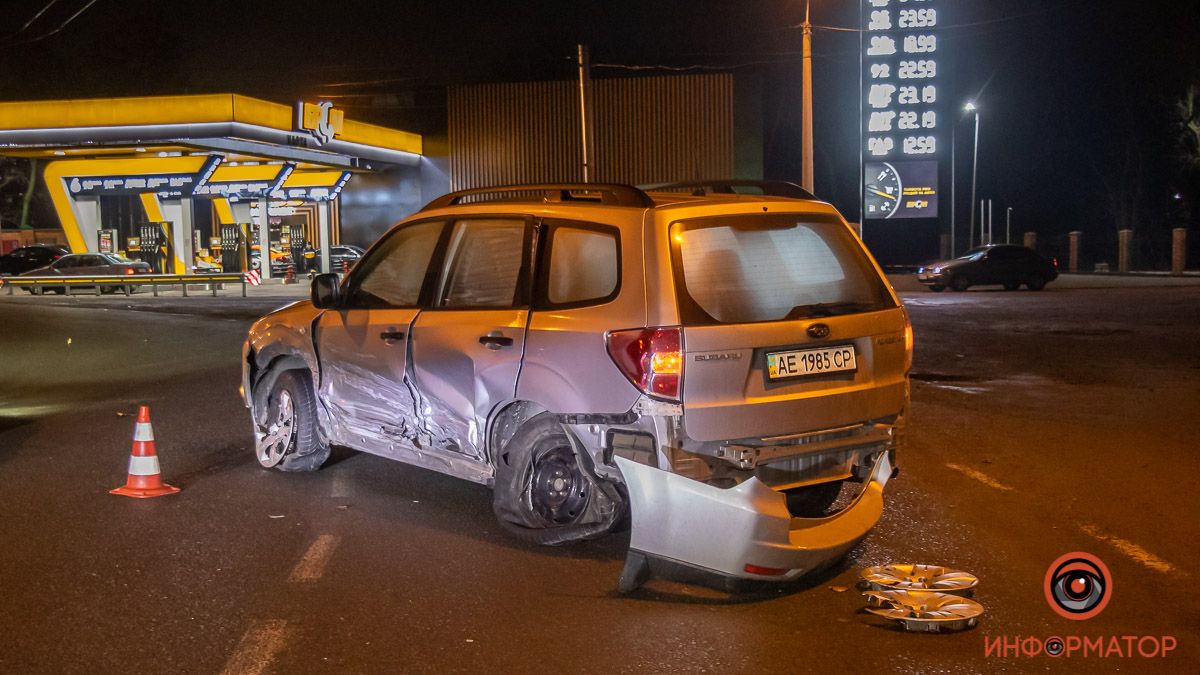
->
[[1172, 228, 1187, 276], [1023, 232, 1036, 250], [1069, 231, 1082, 273], [1118, 228, 1133, 273]]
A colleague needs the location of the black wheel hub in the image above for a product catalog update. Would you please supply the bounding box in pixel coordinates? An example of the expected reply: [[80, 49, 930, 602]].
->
[[529, 445, 589, 525]]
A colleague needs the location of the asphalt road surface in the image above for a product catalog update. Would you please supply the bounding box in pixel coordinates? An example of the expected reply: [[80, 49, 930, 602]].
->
[[1, 276, 1197, 673]]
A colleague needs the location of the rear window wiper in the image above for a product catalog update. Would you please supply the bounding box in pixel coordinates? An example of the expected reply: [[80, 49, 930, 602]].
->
[[785, 301, 880, 319]]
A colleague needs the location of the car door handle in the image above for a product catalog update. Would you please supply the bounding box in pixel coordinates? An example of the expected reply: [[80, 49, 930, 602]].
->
[[379, 330, 406, 342], [479, 333, 513, 349]]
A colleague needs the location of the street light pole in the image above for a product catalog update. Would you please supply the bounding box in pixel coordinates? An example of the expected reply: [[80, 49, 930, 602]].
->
[[1006, 206, 1012, 244], [966, 102, 980, 250], [950, 113, 956, 257], [801, 0, 814, 194]]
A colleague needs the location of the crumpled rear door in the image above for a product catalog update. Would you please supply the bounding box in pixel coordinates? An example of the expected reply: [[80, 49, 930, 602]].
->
[[408, 216, 534, 467]]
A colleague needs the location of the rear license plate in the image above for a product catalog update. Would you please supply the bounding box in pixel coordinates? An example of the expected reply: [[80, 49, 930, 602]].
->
[[767, 345, 857, 380]]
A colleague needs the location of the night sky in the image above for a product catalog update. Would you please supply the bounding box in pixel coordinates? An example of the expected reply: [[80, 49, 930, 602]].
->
[[2, 0, 1197, 259]]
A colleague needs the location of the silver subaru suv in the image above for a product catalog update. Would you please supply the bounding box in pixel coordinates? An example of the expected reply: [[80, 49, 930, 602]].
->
[[241, 181, 911, 591]]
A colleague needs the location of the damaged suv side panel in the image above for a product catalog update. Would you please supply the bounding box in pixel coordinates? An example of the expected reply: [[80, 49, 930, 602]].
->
[[243, 182, 911, 590]]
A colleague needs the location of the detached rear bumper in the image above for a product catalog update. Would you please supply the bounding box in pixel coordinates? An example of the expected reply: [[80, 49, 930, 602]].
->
[[615, 450, 893, 581]]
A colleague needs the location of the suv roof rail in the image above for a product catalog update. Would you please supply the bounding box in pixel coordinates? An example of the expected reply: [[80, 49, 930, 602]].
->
[[421, 183, 655, 211], [642, 180, 817, 201]]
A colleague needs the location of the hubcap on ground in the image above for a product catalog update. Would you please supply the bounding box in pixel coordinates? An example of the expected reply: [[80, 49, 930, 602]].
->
[[257, 389, 294, 468], [529, 445, 589, 525]]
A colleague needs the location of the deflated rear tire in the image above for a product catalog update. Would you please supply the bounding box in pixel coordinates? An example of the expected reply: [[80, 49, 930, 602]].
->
[[255, 369, 329, 472], [492, 414, 623, 545]]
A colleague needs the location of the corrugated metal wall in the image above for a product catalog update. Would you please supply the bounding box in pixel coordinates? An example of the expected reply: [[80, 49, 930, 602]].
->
[[448, 74, 733, 189]]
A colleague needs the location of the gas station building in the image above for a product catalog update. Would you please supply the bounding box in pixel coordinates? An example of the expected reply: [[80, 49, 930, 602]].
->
[[0, 94, 423, 279]]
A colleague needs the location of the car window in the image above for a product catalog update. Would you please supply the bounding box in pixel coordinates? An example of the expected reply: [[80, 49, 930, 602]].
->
[[345, 220, 444, 309], [671, 214, 895, 325], [78, 255, 103, 267], [53, 256, 79, 269], [544, 224, 619, 307], [436, 218, 529, 309]]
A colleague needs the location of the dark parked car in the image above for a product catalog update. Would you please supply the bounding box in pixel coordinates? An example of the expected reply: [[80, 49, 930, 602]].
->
[[330, 245, 363, 271], [0, 244, 69, 276], [917, 244, 1058, 292], [20, 252, 151, 294]]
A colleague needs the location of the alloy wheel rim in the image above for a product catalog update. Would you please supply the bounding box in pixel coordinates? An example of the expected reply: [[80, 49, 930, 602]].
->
[[257, 389, 294, 467]]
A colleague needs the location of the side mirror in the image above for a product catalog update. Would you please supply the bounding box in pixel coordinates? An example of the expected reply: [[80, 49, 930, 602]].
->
[[311, 273, 341, 309]]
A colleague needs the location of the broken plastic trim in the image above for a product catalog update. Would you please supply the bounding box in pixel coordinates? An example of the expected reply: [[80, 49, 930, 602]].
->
[[615, 450, 893, 592], [556, 411, 638, 425]]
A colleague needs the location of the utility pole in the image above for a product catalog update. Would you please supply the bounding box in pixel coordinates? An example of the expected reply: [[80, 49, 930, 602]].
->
[[801, 1, 814, 193], [576, 44, 595, 183], [988, 199, 993, 245]]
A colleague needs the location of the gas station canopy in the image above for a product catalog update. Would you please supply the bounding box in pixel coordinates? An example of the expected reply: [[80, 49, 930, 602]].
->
[[0, 93, 421, 168], [0, 94, 423, 277]]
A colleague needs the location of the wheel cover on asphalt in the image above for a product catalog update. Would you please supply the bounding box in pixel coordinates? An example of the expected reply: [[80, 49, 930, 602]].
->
[[529, 444, 589, 525], [257, 389, 294, 468]]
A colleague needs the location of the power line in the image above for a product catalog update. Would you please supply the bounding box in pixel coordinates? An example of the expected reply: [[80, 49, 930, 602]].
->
[[16, 0, 60, 36], [1, 0, 105, 48]]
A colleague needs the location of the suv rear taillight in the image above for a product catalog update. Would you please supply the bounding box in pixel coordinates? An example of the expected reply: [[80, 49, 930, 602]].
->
[[124, 267, 136, 275], [606, 326, 683, 402], [1051, 257, 1059, 269]]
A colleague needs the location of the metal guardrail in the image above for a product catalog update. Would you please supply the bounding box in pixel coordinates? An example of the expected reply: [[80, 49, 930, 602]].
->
[[1, 273, 249, 297]]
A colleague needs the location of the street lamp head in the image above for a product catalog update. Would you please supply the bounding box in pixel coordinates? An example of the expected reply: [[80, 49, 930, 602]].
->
[[964, 102, 977, 112]]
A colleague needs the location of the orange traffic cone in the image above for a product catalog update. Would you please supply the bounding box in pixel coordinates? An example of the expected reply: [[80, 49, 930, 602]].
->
[[111, 406, 181, 499]]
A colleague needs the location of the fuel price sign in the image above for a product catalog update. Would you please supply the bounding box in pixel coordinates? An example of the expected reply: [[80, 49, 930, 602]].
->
[[861, 0, 944, 221]]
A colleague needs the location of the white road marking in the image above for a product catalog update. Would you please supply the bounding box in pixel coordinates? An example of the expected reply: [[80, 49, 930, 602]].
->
[[1080, 524, 1184, 576], [219, 619, 291, 675], [289, 534, 338, 583], [944, 463, 1014, 491], [330, 472, 351, 499]]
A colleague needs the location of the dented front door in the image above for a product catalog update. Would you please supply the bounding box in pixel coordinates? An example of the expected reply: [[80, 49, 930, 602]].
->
[[314, 219, 443, 462], [408, 217, 534, 465], [317, 307, 421, 453]]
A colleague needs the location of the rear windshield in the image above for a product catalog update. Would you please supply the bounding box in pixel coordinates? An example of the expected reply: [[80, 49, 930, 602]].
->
[[669, 213, 896, 325]]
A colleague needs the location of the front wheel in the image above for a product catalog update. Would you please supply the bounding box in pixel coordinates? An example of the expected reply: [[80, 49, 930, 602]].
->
[[949, 276, 970, 292], [254, 369, 329, 472], [1003, 281, 1020, 291], [928, 284, 945, 293], [492, 415, 624, 545]]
